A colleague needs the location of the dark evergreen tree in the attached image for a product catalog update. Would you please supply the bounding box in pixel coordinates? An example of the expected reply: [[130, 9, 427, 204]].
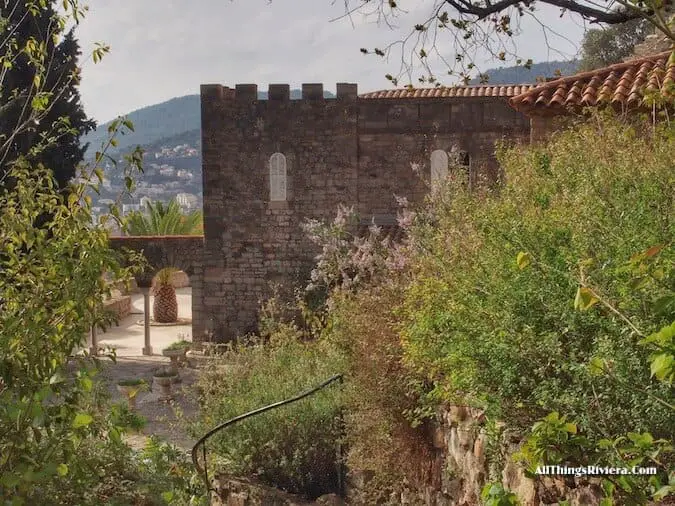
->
[[0, 1, 94, 190]]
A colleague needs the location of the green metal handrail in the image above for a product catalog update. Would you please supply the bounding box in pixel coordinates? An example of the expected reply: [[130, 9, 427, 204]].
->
[[191, 373, 344, 496]]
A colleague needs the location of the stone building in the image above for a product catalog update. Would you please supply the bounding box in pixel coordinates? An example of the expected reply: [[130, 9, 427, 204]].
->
[[110, 49, 672, 342], [195, 82, 533, 340]]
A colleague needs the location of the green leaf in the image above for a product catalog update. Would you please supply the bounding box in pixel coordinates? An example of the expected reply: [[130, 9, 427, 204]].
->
[[654, 484, 675, 501], [574, 287, 599, 311], [80, 376, 93, 392], [564, 422, 577, 434], [161, 491, 174, 502], [649, 353, 673, 382], [49, 371, 66, 385], [56, 463, 68, 477], [72, 413, 93, 429], [516, 251, 531, 270], [588, 357, 606, 375]]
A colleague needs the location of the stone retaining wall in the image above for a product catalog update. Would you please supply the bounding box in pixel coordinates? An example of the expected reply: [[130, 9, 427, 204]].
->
[[348, 406, 605, 506], [102, 294, 131, 324]]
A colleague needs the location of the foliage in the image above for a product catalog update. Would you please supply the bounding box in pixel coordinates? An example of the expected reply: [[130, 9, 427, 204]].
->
[[302, 203, 408, 306], [578, 18, 652, 71], [336, 0, 674, 86], [125, 199, 203, 236], [0, 154, 145, 503], [326, 285, 436, 503], [0, 1, 209, 504], [401, 113, 673, 430], [191, 325, 346, 499], [481, 482, 520, 506], [164, 339, 192, 351], [516, 412, 673, 504], [0, 1, 95, 190], [391, 113, 674, 501], [133, 436, 209, 506]]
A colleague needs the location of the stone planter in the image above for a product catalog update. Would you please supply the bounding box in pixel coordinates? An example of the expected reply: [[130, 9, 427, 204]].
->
[[162, 348, 188, 382], [153, 374, 177, 401], [162, 347, 188, 364]]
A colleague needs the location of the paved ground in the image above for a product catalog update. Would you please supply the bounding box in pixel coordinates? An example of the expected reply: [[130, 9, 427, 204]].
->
[[95, 287, 193, 357], [88, 287, 200, 451], [99, 356, 199, 451]]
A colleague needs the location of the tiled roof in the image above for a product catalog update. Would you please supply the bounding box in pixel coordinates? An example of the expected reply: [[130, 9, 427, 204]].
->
[[359, 84, 537, 99], [509, 51, 674, 115]]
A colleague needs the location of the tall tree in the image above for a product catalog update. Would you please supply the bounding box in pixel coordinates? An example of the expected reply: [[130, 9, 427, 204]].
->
[[0, 1, 94, 190], [578, 19, 652, 71]]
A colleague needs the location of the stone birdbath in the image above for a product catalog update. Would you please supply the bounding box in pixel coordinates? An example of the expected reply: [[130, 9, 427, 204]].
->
[[161, 340, 191, 383], [153, 368, 178, 401], [116, 379, 147, 411]]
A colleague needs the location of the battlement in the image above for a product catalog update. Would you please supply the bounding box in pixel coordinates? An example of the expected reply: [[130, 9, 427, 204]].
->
[[200, 82, 358, 101]]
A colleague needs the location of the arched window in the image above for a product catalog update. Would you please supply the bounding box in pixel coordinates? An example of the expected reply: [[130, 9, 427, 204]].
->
[[430, 149, 448, 186], [269, 152, 287, 201]]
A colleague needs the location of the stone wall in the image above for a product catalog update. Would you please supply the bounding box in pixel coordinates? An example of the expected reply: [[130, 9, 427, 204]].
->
[[347, 406, 605, 506], [200, 83, 530, 340]]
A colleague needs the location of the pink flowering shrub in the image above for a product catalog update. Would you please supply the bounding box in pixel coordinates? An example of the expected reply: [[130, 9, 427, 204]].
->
[[301, 200, 414, 303]]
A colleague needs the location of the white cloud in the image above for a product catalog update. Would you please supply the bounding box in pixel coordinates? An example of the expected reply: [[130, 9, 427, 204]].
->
[[76, 0, 585, 122]]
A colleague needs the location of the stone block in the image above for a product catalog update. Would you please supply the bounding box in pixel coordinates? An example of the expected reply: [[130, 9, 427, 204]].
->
[[302, 83, 324, 100]]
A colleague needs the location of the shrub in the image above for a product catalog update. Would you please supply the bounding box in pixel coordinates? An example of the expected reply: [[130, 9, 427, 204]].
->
[[406, 114, 672, 429], [191, 325, 346, 499], [327, 284, 436, 502], [396, 113, 673, 500]]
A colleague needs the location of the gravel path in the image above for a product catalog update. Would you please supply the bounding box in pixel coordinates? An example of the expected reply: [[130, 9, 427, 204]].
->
[[98, 356, 200, 452]]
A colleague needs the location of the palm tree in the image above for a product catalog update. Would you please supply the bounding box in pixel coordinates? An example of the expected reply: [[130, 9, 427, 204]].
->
[[124, 199, 203, 236], [125, 199, 201, 323], [153, 267, 179, 323]]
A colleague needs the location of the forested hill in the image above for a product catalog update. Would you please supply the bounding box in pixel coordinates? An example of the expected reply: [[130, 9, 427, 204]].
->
[[83, 89, 336, 155], [470, 60, 580, 84]]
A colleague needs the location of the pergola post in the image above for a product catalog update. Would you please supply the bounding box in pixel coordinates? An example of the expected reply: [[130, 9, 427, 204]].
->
[[89, 325, 98, 356], [141, 286, 153, 356]]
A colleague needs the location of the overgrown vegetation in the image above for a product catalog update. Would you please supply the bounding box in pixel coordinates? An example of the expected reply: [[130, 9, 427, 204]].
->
[[191, 322, 346, 499], [312, 113, 673, 503], [0, 2, 208, 503]]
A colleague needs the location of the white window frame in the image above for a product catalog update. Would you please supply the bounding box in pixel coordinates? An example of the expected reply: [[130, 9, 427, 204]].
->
[[269, 152, 287, 201], [430, 149, 448, 186]]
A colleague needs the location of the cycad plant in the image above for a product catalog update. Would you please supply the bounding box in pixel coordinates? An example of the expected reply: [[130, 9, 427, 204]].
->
[[153, 267, 179, 323], [125, 199, 203, 236]]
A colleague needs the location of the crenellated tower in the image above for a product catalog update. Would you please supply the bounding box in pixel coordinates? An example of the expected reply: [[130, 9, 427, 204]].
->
[[195, 81, 530, 340]]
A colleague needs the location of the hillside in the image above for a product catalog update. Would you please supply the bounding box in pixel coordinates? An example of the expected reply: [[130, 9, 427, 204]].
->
[[84, 61, 581, 156], [470, 60, 579, 84], [83, 89, 336, 155]]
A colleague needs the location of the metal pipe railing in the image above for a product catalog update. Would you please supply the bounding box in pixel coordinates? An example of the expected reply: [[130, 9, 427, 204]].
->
[[191, 373, 344, 495]]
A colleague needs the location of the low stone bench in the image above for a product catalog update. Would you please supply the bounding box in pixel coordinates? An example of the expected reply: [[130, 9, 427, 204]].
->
[[102, 294, 131, 327]]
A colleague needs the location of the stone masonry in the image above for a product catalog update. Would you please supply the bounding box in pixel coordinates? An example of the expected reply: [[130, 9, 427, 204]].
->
[[197, 82, 530, 341]]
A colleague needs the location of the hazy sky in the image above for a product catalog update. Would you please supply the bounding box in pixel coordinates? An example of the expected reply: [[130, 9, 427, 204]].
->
[[76, 1, 588, 123]]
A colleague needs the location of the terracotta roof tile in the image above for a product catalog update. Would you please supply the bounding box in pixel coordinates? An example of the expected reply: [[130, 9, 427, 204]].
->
[[359, 84, 537, 99], [509, 51, 674, 115]]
